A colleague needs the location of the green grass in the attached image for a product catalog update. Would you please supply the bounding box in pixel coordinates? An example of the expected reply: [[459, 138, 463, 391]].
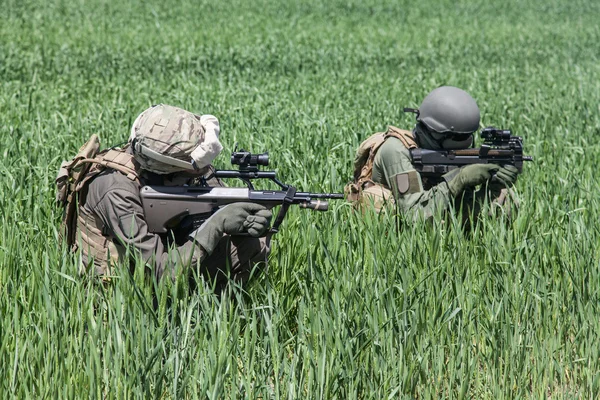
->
[[1, 0, 599, 398]]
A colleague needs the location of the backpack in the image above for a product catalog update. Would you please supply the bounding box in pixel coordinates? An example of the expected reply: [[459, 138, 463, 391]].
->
[[344, 126, 417, 203], [55, 135, 139, 249]]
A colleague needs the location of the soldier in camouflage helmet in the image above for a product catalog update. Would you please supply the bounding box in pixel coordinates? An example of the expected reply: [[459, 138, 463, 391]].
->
[[346, 86, 520, 221], [60, 104, 271, 290]]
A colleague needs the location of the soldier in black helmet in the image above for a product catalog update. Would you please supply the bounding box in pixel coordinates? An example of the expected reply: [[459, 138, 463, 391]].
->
[[346, 86, 519, 220]]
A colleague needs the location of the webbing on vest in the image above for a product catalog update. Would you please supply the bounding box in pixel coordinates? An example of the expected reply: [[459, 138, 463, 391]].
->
[[356, 126, 417, 189], [345, 126, 417, 210], [57, 142, 140, 275], [76, 149, 140, 190], [76, 210, 119, 276]]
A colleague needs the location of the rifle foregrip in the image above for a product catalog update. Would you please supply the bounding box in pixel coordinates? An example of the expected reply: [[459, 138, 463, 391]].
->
[[299, 200, 329, 211]]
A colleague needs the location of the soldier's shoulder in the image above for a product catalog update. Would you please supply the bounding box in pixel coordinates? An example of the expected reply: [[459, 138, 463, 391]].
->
[[377, 135, 412, 159], [387, 125, 414, 136], [88, 169, 140, 196]]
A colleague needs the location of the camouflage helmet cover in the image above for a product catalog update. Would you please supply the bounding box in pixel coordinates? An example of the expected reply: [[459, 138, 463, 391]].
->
[[130, 104, 223, 174], [407, 86, 480, 134]]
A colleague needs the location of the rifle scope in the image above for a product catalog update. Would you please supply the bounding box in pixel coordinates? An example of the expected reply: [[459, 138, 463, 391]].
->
[[231, 150, 269, 169], [480, 127, 512, 142]]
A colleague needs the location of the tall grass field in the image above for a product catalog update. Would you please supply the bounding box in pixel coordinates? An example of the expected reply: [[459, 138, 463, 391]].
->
[[1, 0, 599, 398]]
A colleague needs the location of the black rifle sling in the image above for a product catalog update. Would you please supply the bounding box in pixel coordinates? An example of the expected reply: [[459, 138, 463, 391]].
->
[[271, 186, 297, 233]]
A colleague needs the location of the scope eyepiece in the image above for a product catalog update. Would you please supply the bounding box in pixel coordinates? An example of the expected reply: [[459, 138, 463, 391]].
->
[[231, 150, 269, 169]]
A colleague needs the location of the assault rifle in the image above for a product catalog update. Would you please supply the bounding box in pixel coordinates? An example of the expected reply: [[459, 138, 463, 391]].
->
[[410, 126, 533, 179], [140, 148, 343, 238]]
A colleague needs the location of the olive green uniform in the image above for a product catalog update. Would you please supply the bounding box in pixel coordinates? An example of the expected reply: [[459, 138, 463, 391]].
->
[[81, 168, 269, 285], [369, 135, 516, 221], [349, 86, 519, 219], [371, 137, 455, 220], [58, 106, 270, 290]]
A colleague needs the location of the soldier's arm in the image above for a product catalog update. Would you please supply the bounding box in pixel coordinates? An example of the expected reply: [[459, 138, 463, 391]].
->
[[92, 183, 207, 281], [374, 139, 455, 220]]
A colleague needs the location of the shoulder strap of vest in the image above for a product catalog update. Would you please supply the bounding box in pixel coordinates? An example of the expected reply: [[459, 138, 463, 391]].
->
[[75, 147, 140, 191], [81, 149, 139, 182], [384, 126, 417, 150], [346, 126, 419, 206], [355, 127, 417, 187], [355, 132, 386, 186], [58, 139, 141, 249]]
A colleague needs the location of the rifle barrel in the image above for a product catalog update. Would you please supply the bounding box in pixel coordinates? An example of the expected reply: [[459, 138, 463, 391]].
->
[[296, 192, 344, 199]]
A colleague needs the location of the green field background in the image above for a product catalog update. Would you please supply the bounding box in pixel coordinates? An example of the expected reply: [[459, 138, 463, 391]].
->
[[1, 0, 599, 398]]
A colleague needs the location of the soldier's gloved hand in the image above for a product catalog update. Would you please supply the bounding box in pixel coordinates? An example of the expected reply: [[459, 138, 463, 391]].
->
[[242, 209, 273, 237], [189, 203, 272, 255], [492, 165, 519, 187], [444, 164, 500, 196]]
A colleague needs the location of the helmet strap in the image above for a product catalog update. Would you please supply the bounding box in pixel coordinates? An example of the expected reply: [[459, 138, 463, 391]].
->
[[403, 108, 420, 118]]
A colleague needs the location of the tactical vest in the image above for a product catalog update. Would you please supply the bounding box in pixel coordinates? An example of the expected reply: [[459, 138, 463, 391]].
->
[[344, 126, 417, 212], [56, 135, 140, 276]]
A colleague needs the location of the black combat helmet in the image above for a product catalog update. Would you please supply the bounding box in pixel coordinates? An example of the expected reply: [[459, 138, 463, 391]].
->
[[405, 86, 480, 134]]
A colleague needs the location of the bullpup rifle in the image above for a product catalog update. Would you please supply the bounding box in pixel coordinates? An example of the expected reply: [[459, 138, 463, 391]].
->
[[410, 126, 533, 179], [140, 148, 343, 237]]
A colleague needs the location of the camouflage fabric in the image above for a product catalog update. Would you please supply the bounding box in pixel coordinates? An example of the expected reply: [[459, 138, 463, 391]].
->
[[130, 104, 223, 174], [360, 184, 394, 212], [199, 235, 270, 294], [55, 135, 142, 278], [455, 185, 520, 227]]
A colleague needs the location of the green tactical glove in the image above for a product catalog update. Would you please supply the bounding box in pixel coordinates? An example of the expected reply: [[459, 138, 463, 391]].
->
[[189, 203, 273, 255], [492, 165, 519, 187], [242, 209, 273, 237], [444, 164, 500, 197]]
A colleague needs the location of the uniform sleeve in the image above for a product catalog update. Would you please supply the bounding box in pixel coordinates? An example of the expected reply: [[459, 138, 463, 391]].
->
[[372, 138, 455, 221], [92, 185, 207, 281]]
